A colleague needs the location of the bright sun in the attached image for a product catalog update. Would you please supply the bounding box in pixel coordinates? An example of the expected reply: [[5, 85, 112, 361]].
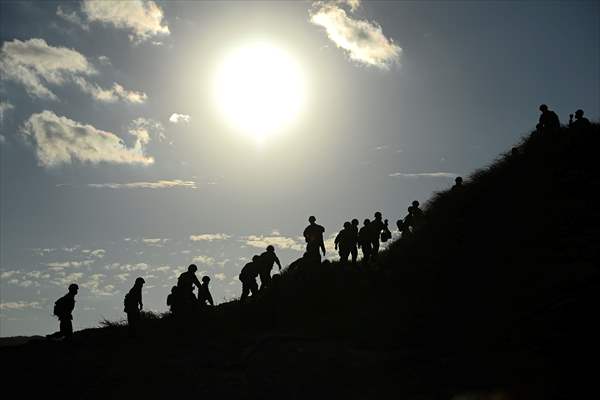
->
[[213, 42, 306, 142]]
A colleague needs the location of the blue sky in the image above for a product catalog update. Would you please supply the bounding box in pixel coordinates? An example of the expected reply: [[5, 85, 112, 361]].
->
[[1, 0, 598, 336]]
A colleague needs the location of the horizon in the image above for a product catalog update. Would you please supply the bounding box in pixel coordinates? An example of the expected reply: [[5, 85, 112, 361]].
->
[[1, 0, 599, 337]]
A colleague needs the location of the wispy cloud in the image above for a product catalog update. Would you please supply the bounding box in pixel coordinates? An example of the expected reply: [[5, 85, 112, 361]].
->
[[192, 255, 216, 265], [169, 113, 191, 124], [0, 38, 145, 102], [0, 301, 42, 311], [20, 111, 154, 167], [309, 1, 401, 69], [389, 172, 458, 178], [213, 273, 227, 281], [87, 180, 197, 189], [56, 5, 89, 31], [190, 233, 231, 242], [242, 235, 304, 252], [82, 0, 170, 43]]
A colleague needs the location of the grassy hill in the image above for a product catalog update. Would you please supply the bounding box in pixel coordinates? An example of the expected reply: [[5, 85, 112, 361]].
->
[[2, 124, 599, 399]]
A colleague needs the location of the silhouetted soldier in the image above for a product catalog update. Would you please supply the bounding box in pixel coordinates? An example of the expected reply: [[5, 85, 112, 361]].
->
[[401, 206, 414, 237], [240, 255, 260, 301], [303, 216, 326, 263], [369, 212, 386, 261], [47, 283, 78, 341], [177, 264, 202, 314], [198, 276, 214, 307], [452, 176, 463, 190], [124, 277, 145, 337], [167, 286, 179, 315], [537, 104, 560, 133], [350, 218, 360, 264], [258, 245, 282, 291], [410, 201, 424, 229], [358, 219, 373, 262], [570, 109, 591, 131], [334, 222, 354, 264]]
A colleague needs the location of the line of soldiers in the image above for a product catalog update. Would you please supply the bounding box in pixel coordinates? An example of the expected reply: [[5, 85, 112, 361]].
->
[[166, 264, 214, 318], [537, 104, 591, 134], [239, 245, 281, 302]]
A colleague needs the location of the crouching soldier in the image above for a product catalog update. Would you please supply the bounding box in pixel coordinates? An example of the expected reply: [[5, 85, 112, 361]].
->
[[240, 255, 260, 302]]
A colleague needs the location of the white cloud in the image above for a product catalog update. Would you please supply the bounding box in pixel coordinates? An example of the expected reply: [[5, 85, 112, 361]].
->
[[0, 301, 42, 311], [309, 1, 401, 69], [1, 270, 20, 279], [56, 5, 90, 31], [0, 38, 146, 102], [97, 55, 111, 66], [169, 113, 191, 124], [90, 249, 106, 258], [82, 0, 170, 43], [242, 235, 304, 252], [192, 255, 215, 265], [0, 101, 14, 125], [20, 110, 154, 167], [47, 260, 94, 269], [129, 117, 165, 143], [190, 233, 231, 242], [87, 180, 197, 189], [120, 263, 149, 272], [389, 172, 458, 178], [213, 273, 226, 281]]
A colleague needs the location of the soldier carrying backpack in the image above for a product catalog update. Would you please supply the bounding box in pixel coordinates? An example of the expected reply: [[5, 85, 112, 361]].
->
[[47, 284, 78, 341]]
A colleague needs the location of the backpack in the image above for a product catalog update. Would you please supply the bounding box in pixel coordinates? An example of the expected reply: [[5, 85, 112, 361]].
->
[[53, 296, 66, 317], [123, 292, 137, 312], [381, 228, 392, 242]]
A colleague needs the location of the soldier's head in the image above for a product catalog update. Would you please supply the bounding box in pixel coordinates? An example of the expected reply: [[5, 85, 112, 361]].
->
[[374, 211, 382, 220], [343, 221, 351, 229], [266, 245, 275, 253], [188, 264, 198, 273], [539, 104, 548, 112], [351, 218, 359, 226], [455, 176, 463, 185], [252, 255, 260, 262], [308, 216, 316, 223], [135, 277, 145, 286], [202, 276, 210, 284], [575, 109, 584, 119], [68, 283, 79, 294], [363, 218, 370, 225], [412, 200, 420, 208]]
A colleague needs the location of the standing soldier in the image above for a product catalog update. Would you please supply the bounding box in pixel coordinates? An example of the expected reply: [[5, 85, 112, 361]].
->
[[369, 212, 386, 261], [240, 255, 260, 301], [177, 264, 202, 315], [410, 201, 424, 230], [258, 245, 282, 291], [197, 276, 214, 308], [537, 104, 560, 133], [350, 219, 360, 264], [124, 277, 145, 337], [334, 222, 353, 264], [47, 283, 78, 341], [358, 219, 373, 263], [166, 286, 179, 315], [303, 216, 326, 263]]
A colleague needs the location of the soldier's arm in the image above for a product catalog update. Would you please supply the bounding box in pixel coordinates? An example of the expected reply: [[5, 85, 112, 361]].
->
[[207, 290, 214, 306], [275, 256, 281, 270]]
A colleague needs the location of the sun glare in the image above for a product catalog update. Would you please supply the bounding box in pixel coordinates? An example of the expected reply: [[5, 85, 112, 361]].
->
[[213, 42, 306, 142]]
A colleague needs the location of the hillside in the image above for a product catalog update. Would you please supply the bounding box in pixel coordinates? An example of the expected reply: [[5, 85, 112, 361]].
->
[[2, 124, 599, 399]]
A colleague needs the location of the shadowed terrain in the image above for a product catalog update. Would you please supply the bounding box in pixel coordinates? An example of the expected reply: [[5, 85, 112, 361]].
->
[[2, 124, 599, 399]]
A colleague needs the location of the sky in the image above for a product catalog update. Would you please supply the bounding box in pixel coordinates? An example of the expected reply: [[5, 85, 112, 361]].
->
[[0, 0, 598, 337]]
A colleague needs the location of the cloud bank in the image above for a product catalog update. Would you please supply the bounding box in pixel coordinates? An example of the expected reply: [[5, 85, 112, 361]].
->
[[82, 0, 170, 43], [0, 38, 146, 102], [20, 111, 154, 167], [309, 1, 401, 69]]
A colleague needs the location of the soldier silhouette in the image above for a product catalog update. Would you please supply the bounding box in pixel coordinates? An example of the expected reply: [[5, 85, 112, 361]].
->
[[452, 176, 463, 190], [537, 104, 560, 133], [124, 277, 145, 337], [350, 218, 360, 264], [369, 212, 386, 261], [303, 216, 326, 263], [240, 255, 260, 301], [358, 219, 373, 262], [334, 222, 353, 264], [258, 245, 282, 291], [570, 109, 591, 131], [198, 276, 214, 307], [47, 283, 78, 341], [166, 286, 179, 315], [177, 264, 202, 315]]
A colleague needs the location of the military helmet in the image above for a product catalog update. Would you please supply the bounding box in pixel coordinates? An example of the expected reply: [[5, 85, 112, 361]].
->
[[252, 255, 260, 262], [374, 211, 382, 218], [188, 264, 198, 272], [308, 216, 316, 223], [68, 283, 79, 292], [455, 176, 463, 184], [412, 200, 420, 207], [539, 104, 548, 111], [202, 276, 210, 283], [364, 218, 370, 225], [575, 109, 584, 117], [266, 245, 275, 252], [343, 221, 351, 229], [351, 218, 359, 225], [135, 277, 145, 285]]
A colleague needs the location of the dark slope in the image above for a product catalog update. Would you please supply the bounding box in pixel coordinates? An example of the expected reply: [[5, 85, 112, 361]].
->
[[2, 124, 599, 399]]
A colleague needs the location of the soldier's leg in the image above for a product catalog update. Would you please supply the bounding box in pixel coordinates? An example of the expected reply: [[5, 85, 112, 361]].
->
[[371, 240, 380, 261], [350, 246, 357, 264], [241, 282, 249, 301]]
